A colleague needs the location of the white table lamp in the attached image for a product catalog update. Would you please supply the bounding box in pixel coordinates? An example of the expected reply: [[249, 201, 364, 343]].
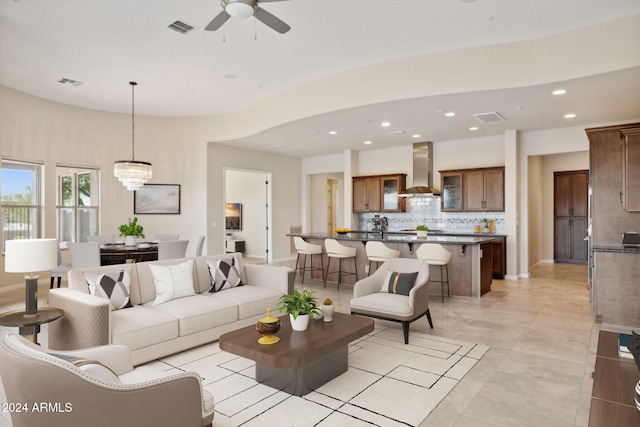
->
[[5, 239, 58, 318]]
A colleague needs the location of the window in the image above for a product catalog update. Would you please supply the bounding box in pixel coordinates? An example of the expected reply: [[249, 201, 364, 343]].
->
[[1, 159, 44, 250], [56, 165, 100, 243]]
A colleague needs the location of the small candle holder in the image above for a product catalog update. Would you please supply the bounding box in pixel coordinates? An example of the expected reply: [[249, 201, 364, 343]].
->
[[256, 308, 281, 345]]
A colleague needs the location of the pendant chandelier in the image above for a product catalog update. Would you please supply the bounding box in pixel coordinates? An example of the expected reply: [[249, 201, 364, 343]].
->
[[114, 81, 152, 191]]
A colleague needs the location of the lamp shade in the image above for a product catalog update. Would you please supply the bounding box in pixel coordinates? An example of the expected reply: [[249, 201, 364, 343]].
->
[[5, 239, 58, 273]]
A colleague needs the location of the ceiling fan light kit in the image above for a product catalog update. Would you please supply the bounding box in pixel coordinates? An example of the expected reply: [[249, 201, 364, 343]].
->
[[225, 1, 255, 18], [114, 82, 152, 191], [206, 0, 291, 34]]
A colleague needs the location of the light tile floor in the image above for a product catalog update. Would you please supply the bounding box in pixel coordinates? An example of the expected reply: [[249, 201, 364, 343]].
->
[[0, 262, 611, 426]]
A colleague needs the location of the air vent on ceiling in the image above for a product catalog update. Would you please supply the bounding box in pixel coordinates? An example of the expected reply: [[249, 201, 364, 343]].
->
[[58, 78, 83, 87], [168, 21, 194, 34], [473, 112, 505, 123]]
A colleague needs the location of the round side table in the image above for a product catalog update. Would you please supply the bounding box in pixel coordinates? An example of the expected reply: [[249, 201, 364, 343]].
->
[[0, 307, 65, 345]]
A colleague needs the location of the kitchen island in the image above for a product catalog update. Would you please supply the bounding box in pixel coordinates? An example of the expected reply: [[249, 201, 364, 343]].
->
[[288, 232, 496, 298]]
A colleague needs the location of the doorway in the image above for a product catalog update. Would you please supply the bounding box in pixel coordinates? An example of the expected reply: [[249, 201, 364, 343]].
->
[[224, 168, 271, 263], [554, 170, 588, 264], [327, 179, 339, 234]]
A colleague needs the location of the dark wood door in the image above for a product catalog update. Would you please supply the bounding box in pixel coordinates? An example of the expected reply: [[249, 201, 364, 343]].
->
[[554, 170, 588, 263]]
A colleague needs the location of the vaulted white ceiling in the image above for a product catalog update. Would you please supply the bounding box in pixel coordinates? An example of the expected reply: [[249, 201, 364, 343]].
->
[[2, 0, 640, 156]]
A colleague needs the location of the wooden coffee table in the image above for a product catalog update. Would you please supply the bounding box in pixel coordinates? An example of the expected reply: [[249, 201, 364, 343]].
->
[[219, 312, 374, 396]]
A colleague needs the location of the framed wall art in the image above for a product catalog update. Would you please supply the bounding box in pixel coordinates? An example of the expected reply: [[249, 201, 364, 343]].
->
[[225, 203, 242, 230], [134, 184, 181, 214]]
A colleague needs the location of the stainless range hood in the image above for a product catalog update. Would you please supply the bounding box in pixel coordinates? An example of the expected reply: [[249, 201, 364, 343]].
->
[[398, 141, 441, 197]]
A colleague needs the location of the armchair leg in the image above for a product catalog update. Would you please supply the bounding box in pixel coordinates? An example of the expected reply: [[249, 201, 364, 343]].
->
[[50, 277, 55, 289], [402, 321, 409, 344], [57, 277, 62, 288], [425, 309, 433, 329]]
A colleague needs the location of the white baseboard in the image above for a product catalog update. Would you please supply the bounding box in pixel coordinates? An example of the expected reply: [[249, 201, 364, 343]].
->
[[504, 274, 520, 280]]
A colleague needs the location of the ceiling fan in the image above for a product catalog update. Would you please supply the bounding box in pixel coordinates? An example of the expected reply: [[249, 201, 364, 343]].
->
[[205, 0, 292, 34]]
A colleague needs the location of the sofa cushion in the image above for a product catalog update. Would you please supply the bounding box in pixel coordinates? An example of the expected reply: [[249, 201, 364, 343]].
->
[[151, 295, 238, 336], [149, 260, 196, 306], [195, 254, 247, 293], [380, 271, 418, 296], [208, 258, 243, 292], [213, 285, 282, 320], [85, 270, 133, 311], [110, 306, 179, 351], [350, 292, 413, 317]]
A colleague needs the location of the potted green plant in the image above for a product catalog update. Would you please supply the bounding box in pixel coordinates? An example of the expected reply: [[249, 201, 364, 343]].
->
[[481, 218, 490, 233], [416, 225, 429, 238], [118, 217, 145, 246], [277, 288, 321, 331]]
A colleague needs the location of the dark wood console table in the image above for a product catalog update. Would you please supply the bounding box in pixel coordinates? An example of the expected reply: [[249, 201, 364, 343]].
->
[[589, 330, 640, 426], [100, 244, 158, 265]]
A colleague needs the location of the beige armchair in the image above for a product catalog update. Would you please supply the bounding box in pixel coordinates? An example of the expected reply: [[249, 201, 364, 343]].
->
[[350, 258, 433, 344], [0, 333, 214, 427]]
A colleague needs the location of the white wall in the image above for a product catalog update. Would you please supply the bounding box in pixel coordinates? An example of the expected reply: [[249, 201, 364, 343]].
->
[[0, 87, 302, 287], [207, 144, 301, 263], [0, 87, 211, 287]]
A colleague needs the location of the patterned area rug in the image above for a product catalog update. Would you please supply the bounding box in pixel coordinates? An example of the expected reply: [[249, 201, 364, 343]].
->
[[156, 327, 489, 427]]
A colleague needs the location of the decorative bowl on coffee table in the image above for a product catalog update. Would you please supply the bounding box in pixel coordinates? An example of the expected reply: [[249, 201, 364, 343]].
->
[[256, 308, 280, 345]]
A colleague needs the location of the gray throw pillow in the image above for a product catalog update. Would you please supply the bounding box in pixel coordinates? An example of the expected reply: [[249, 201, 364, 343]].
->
[[380, 271, 418, 296]]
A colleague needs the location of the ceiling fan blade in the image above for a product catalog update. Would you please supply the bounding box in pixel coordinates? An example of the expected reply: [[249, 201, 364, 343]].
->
[[254, 7, 291, 34], [204, 11, 230, 31]]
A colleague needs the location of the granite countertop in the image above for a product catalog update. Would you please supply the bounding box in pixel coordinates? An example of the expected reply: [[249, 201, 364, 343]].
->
[[288, 232, 495, 245], [592, 245, 640, 254]]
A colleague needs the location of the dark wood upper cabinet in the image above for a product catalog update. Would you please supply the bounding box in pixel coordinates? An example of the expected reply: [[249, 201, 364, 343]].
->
[[622, 128, 640, 212], [441, 172, 463, 211], [353, 174, 406, 213], [441, 166, 504, 212]]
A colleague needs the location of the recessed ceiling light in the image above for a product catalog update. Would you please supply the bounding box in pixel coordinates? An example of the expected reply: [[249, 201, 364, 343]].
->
[[469, 127, 479, 131], [412, 134, 421, 138], [381, 121, 391, 127], [445, 112, 455, 117], [363, 140, 372, 145], [328, 131, 338, 135], [223, 74, 237, 80], [552, 89, 567, 95], [564, 113, 576, 119]]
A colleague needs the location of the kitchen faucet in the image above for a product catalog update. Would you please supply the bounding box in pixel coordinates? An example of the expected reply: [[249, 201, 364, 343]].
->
[[370, 215, 388, 237]]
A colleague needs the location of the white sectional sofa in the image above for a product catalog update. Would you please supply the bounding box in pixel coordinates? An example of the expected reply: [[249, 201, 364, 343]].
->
[[48, 253, 294, 365]]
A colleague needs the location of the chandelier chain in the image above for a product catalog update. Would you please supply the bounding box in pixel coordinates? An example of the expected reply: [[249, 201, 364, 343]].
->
[[130, 81, 137, 161]]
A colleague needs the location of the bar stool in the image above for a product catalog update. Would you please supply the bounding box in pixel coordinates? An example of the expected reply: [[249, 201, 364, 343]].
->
[[365, 241, 400, 276], [293, 237, 324, 284], [324, 239, 358, 290], [416, 243, 451, 303]]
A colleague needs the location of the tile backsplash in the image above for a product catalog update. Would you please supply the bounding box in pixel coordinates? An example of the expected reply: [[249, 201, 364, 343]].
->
[[356, 196, 506, 233]]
